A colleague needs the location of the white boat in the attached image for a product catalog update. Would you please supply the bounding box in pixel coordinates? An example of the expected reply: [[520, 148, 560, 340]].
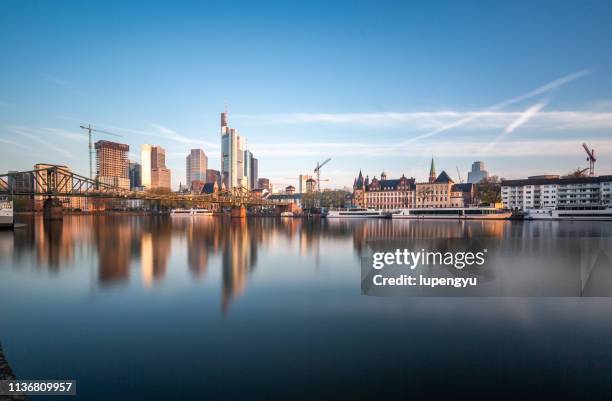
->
[[280, 211, 294, 217], [0, 197, 13, 228], [170, 208, 213, 216], [392, 207, 512, 220], [326, 208, 389, 218], [525, 207, 612, 221]]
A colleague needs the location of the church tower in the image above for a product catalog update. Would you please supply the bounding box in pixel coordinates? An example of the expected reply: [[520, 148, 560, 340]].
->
[[428, 158, 436, 183]]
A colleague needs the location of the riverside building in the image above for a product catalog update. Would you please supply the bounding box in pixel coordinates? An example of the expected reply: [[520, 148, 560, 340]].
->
[[501, 175, 612, 210], [352, 160, 475, 210]]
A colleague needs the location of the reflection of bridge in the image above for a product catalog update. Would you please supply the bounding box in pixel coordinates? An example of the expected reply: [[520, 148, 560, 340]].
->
[[0, 165, 288, 215]]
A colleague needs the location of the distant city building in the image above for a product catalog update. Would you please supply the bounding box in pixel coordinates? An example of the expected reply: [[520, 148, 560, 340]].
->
[[95, 140, 130, 190], [150, 146, 171, 190], [221, 112, 247, 189], [258, 178, 271, 192], [244, 150, 253, 190], [7, 171, 33, 193], [467, 161, 489, 183], [285, 185, 296, 195], [190, 179, 206, 194], [206, 169, 222, 188], [140, 144, 152, 188], [299, 174, 313, 193], [251, 157, 258, 189], [501, 175, 612, 210], [129, 162, 142, 189], [305, 178, 316, 193], [202, 181, 219, 194], [186, 149, 208, 187]]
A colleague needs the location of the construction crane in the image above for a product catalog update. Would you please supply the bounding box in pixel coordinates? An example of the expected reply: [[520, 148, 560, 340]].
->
[[456, 166, 464, 183], [314, 158, 331, 192], [582, 143, 596, 176], [79, 125, 123, 180]]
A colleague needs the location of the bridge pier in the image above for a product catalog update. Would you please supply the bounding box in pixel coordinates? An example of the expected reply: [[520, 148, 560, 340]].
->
[[231, 205, 246, 218], [43, 197, 63, 220]]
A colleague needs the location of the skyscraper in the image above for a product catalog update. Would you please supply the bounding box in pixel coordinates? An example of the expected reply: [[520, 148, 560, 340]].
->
[[251, 157, 258, 189], [141, 144, 171, 190], [186, 149, 208, 186], [244, 150, 253, 190], [221, 112, 247, 189], [140, 144, 152, 188], [467, 161, 489, 183], [151, 146, 171, 190], [95, 140, 130, 190], [129, 162, 142, 189]]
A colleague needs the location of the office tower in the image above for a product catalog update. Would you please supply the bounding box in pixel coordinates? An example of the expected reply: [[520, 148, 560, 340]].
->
[[467, 161, 489, 183], [206, 169, 222, 188], [151, 146, 171, 190], [186, 149, 208, 186], [299, 174, 313, 193], [140, 144, 152, 188], [221, 112, 246, 189], [129, 162, 142, 189], [95, 140, 130, 190], [244, 150, 253, 190], [251, 158, 258, 189]]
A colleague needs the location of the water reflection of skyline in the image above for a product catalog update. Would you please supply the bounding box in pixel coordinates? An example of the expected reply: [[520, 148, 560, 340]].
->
[[4, 216, 612, 311], [5, 216, 357, 312]]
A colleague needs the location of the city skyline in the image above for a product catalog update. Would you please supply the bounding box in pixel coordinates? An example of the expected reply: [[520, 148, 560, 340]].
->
[[2, 1, 612, 189]]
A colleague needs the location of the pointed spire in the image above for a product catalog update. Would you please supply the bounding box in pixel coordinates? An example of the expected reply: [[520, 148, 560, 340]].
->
[[356, 170, 364, 189], [429, 157, 436, 183]]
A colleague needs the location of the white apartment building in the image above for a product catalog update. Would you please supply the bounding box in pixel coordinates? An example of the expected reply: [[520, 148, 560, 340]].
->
[[502, 175, 612, 210]]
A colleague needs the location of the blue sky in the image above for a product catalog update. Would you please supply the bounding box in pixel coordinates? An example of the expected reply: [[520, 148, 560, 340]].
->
[[1, 0, 612, 189]]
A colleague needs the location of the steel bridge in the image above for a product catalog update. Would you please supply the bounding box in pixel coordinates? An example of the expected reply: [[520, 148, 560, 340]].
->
[[0, 165, 285, 208]]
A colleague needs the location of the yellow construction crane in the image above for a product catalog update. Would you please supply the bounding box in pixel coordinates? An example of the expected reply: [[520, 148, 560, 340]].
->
[[79, 124, 123, 180]]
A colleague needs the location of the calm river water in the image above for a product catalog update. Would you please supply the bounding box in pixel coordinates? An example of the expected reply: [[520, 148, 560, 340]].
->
[[1, 215, 612, 400]]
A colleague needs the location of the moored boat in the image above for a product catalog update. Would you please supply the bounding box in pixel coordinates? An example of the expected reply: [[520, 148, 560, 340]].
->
[[326, 208, 389, 218], [0, 197, 14, 228], [525, 206, 612, 221], [170, 208, 213, 216], [392, 207, 511, 220]]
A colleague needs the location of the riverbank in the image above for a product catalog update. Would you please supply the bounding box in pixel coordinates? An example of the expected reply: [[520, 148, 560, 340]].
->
[[0, 343, 26, 401]]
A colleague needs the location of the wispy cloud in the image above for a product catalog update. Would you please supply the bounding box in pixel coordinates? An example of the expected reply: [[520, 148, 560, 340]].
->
[[484, 102, 548, 153], [236, 70, 593, 139], [0, 137, 33, 152], [1, 125, 73, 157], [104, 123, 220, 150], [504, 102, 547, 134], [248, 138, 612, 158]]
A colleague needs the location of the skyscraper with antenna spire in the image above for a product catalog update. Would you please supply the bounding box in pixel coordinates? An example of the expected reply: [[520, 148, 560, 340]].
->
[[221, 111, 247, 189]]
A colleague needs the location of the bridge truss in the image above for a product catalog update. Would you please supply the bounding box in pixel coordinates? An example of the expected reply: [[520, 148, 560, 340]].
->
[[0, 165, 282, 208]]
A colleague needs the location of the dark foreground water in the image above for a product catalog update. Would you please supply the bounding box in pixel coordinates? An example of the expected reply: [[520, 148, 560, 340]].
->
[[1, 215, 612, 400]]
